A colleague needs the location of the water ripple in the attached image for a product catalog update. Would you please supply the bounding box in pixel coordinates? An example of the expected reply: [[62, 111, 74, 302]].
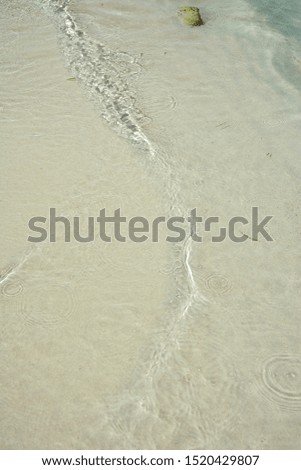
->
[[38, 0, 155, 155], [259, 354, 301, 411], [1, 280, 23, 297], [17, 282, 77, 328], [204, 273, 233, 295]]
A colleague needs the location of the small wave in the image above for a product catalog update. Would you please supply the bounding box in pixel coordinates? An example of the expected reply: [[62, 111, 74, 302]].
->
[[38, 0, 157, 155]]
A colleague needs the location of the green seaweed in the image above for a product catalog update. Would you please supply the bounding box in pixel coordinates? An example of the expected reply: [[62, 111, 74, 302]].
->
[[177, 6, 204, 26]]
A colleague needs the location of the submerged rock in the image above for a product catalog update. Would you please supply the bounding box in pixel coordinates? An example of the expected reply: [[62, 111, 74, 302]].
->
[[177, 6, 204, 26]]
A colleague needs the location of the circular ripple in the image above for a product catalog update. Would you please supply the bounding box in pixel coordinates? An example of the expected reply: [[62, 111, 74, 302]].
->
[[159, 259, 183, 276], [18, 283, 77, 327], [1, 280, 23, 297], [260, 355, 301, 411], [139, 93, 178, 120], [204, 273, 232, 294], [178, 327, 243, 435]]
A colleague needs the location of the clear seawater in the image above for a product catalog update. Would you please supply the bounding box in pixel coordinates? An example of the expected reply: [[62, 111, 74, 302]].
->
[[246, 0, 301, 90], [0, 0, 300, 449]]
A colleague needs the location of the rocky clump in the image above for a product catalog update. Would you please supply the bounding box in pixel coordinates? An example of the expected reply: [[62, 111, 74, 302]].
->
[[177, 6, 204, 26]]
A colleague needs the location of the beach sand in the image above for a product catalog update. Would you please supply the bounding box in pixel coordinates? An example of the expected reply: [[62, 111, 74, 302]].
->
[[0, 0, 300, 449]]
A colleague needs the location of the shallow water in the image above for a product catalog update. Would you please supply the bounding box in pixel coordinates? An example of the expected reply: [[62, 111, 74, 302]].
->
[[0, 0, 300, 449]]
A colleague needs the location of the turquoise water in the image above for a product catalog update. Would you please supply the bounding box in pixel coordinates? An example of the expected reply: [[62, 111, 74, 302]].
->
[[247, 0, 301, 90], [248, 0, 301, 40]]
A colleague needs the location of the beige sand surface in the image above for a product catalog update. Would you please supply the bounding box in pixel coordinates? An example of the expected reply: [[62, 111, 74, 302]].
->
[[0, 0, 300, 449]]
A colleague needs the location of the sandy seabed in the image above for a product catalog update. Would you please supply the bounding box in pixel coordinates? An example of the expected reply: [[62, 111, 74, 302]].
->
[[0, 0, 300, 449]]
